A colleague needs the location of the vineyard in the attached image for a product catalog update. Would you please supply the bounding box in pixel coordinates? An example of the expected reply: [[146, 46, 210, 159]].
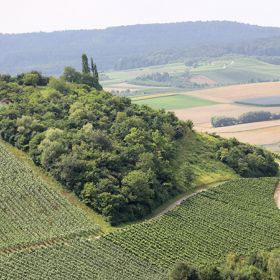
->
[[0, 141, 166, 279], [0, 142, 97, 250], [106, 178, 280, 268], [0, 237, 166, 280], [1, 139, 280, 278]]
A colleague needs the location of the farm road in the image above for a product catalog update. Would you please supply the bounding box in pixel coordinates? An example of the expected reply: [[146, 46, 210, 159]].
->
[[154, 181, 227, 219]]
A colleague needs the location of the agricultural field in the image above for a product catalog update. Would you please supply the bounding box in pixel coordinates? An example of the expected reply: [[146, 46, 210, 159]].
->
[[172, 104, 280, 125], [0, 117, 279, 279], [191, 56, 280, 85], [0, 141, 99, 251], [102, 58, 280, 152], [0, 237, 166, 280], [237, 95, 280, 106], [133, 94, 217, 110], [183, 81, 280, 103], [1, 168, 278, 278], [0, 139, 166, 279], [201, 121, 280, 150], [106, 178, 280, 268], [101, 56, 280, 97], [171, 82, 280, 151]]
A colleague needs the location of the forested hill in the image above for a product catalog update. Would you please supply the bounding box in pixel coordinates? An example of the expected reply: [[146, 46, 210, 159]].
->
[[1, 21, 280, 74], [0, 71, 278, 225]]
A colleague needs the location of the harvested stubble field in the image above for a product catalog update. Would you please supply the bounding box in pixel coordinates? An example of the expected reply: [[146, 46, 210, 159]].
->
[[173, 103, 280, 125], [171, 82, 280, 151], [185, 82, 280, 103], [197, 120, 280, 147]]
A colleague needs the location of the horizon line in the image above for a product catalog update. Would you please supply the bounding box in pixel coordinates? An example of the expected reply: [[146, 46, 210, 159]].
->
[[1, 20, 280, 36]]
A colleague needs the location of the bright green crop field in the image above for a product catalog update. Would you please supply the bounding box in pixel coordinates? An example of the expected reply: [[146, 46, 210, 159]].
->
[[192, 56, 280, 85], [133, 94, 217, 109]]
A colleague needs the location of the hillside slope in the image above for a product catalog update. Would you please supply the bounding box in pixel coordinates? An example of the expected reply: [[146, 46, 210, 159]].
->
[[1, 178, 279, 279], [1, 21, 280, 74], [106, 178, 280, 268], [1, 77, 278, 225], [0, 141, 166, 279], [0, 140, 99, 250]]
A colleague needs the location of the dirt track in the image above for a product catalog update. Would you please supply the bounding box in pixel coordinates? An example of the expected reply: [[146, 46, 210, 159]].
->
[[274, 183, 280, 209], [154, 189, 206, 218]]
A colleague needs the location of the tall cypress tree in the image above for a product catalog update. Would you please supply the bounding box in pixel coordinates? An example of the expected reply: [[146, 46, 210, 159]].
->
[[90, 57, 99, 81], [81, 54, 90, 74]]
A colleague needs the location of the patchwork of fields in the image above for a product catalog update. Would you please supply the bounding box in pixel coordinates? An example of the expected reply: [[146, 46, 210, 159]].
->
[[102, 57, 280, 151], [2, 56, 280, 278], [102, 56, 280, 96]]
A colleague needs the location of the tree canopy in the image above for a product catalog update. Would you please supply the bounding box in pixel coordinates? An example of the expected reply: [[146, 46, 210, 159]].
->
[[0, 77, 190, 224]]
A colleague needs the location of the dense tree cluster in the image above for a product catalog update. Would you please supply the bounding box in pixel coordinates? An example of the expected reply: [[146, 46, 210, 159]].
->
[[215, 137, 278, 177], [0, 78, 190, 225], [211, 111, 280, 128], [62, 54, 102, 90], [0, 71, 49, 87], [169, 249, 280, 280], [211, 116, 238, 128], [133, 70, 203, 89], [2, 21, 280, 74], [136, 72, 171, 82]]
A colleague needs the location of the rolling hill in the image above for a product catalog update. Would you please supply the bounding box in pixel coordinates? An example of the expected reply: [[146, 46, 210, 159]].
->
[[2, 21, 280, 74], [1, 151, 279, 279], [0, 73, 279, 279], [0, 140, 166, 279]]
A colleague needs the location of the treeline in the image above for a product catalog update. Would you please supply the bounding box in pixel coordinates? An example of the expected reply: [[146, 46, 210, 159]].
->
[[136, 72, 171, 82], [169, 249, 280, 280], [114, 36, 280, 71], [114, 47, 227, 70], [132, 71, 206, 89], [0, 71, 49, 87], [211, 111, 280, 127], [215, 137, 278, 178], [0, 54, 102, 90], [2, 21, 280, 74], [0, 72, 191, 225]]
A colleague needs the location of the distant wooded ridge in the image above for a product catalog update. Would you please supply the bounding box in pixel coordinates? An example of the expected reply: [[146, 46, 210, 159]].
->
[[2, 21, 280, 75]]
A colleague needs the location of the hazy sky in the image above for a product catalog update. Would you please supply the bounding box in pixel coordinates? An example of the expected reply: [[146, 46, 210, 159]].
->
[[1, 0, 280, 34]]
